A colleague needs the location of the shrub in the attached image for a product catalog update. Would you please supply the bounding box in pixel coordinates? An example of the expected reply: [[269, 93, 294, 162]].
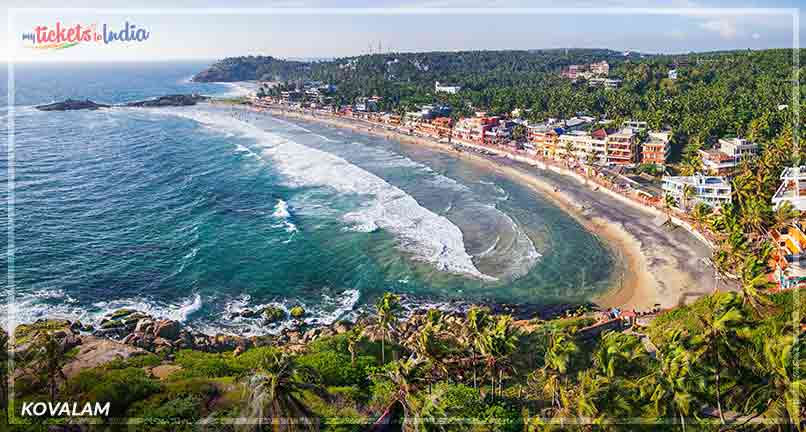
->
[[66, 367, 161, 417], [296, 351, 374, 387], [173, 350, 238, 378]]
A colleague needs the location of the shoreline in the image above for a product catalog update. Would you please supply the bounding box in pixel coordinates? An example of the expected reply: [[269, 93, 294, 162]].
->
[[248, 104, 718, 311]]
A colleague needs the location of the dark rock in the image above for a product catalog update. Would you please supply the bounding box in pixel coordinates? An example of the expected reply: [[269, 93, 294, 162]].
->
[[36, 99, 110, 111], [154, 320, 181, 340], [125, 94, 209, 107], [262, 305, 287, 323], [239, 309, 259, 319]]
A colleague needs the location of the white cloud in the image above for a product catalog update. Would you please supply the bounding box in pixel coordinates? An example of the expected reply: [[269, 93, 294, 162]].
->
[[699, 19, 738, 40], [751, 32, 761, 40]]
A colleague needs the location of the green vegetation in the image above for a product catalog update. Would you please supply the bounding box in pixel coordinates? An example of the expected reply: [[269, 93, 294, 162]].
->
[[6, 287, 802, 429]]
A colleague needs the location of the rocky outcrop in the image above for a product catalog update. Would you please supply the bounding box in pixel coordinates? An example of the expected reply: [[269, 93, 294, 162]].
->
[[63, 336, 147, 378], [125, 94, 209, 107], [35, 99, 110, 111]]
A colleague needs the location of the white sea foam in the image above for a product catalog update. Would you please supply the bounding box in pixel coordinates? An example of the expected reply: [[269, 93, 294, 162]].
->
[[2, 290, 204, 332], [272, 199, 298, 234], [216, 81, 257, 98], [170, 108, 493, 280], [210, 289, 362, 335]]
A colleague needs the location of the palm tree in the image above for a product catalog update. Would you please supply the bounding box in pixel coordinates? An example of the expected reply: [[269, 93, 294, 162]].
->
[[640, 330, 697, 431], [771, 201, 800, 234], [540, 331, 579, 411], [477, 315, 519, 400], [33, 333, 68, 401], [745, 333, 806, 427], [690, 202, 713, 231], [370, 357, 428, 431], [678, 157, 702, 176], [738, 255, 774, 313], [593, 332, 647, 379], [376, 292, 402, 365], [242, 351, 326, 432], [664, 193, 677, 214], [346, 324, 365, 368], [462, 306, 490, 391], [681, 184, 696, 212], [689, 293, 747, 425]]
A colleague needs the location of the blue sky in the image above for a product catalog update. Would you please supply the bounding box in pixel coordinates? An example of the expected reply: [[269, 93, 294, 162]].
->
[[2, 0, 804, 62]]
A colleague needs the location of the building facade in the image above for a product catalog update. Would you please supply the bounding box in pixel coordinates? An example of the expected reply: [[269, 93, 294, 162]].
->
[[662, 175, 732, 208]]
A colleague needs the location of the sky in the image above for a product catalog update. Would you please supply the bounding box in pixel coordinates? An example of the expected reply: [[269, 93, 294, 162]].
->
[[2, 0, 804, 63]]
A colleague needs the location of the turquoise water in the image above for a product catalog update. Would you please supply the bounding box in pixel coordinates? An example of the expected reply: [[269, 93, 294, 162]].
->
[[1, 62, 614, 334]]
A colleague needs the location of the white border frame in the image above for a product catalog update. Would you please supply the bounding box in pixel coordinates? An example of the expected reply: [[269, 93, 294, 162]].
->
[[5, 6, 801, 426]]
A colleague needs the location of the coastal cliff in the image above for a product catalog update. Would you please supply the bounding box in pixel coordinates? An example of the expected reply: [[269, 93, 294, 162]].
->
[[192, 55, 312, 82]]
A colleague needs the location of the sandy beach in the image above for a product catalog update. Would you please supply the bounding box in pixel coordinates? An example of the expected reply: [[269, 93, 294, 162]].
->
[[241, 105, 719, 311]]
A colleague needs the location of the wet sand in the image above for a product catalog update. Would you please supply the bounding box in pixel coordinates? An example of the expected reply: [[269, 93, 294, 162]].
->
[[244, 106, 720, 310]]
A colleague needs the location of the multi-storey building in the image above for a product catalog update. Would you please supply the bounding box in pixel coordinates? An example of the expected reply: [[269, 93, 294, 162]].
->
[[453, 115, 499, 144], [606, 128, 638, 165], [590, 61, 610, 76], [558, 129, 608, 163], [662, 174, 732, 208], [528, 126, 562, 158], [699, 137, 758, 176], [641, 131, 672, 165], [772, 166, 806, 211]]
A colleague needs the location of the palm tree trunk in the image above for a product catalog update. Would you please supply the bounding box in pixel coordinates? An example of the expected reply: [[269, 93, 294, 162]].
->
[[715, 346, 726, 425], [498, 369, 503, 398], [381, 333, 386, 365], [472, 348, 477, 391], [680, 411, 686, 432]]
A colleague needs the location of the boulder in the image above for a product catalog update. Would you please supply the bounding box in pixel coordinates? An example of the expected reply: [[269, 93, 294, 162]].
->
[[262, 305, 287, 324], [289, 306, 306, 319], [62, 336, 147, 378], [154, 320, 181, 340]]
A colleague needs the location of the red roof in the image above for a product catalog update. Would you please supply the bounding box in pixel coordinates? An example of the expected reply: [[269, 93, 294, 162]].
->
[[591, 128, 608, 139]]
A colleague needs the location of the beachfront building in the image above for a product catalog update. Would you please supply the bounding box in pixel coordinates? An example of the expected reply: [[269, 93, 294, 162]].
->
[[557, 129, 608, 163], [435, 81, 461, 94], [528, 126, 562, 158], [772, 166, 806, 211], [453, 114, 499, 144], [770, 220, 806, 290], [414, 116, 453, 139], [699, 137, 758, 176], [662, 175, 732, 208], [605, 128, 638, 165], [641, 131, 672, 165]]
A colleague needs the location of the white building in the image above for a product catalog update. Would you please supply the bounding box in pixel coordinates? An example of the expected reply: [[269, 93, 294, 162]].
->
[[588, 78, 622, 89], [700, 137, 758, 175], [772, 166, 806, 211], [662, 175, 732, 208], [435, 81, 461, 94]]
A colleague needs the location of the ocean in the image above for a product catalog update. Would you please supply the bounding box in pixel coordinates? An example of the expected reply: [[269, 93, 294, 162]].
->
[[1, 61, 614, 335]]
